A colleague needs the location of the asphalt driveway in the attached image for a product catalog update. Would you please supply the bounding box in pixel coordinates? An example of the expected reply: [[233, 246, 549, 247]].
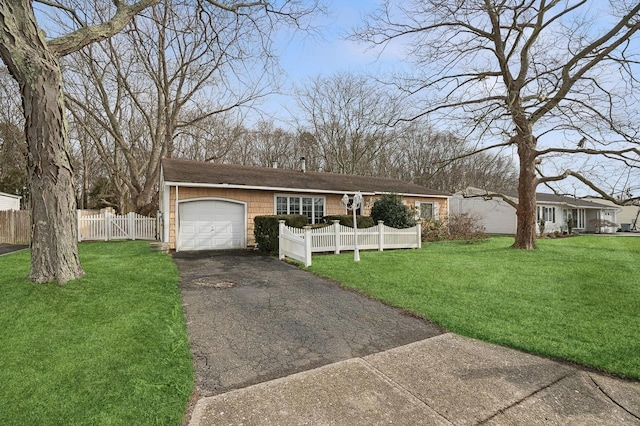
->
[[0, 243, 28, 256], [173, 250, 443, 397]]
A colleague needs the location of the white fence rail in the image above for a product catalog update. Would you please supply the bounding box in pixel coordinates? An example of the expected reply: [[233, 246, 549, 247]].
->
[[78, 211, 157, 242], [279, 220, 422, 266]]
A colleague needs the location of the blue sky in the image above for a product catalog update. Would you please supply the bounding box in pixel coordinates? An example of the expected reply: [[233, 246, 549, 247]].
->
[[255, 0, 402, 124], [277, 1, 388, 79]]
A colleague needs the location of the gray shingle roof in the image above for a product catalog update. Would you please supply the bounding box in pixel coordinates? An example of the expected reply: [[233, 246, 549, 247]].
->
[[462, 186, 615, 209], [161, 158, 450, 197]]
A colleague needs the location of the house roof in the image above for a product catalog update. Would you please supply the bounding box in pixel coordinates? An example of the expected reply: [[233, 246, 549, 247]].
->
[[534, 192, 616, 209], [161, 158, 450, 198], [460, 187, 615, 210]]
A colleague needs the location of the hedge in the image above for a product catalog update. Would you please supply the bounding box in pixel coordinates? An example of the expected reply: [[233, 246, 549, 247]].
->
[[254, 214, 308, 254], [323, 215, 375, 228]]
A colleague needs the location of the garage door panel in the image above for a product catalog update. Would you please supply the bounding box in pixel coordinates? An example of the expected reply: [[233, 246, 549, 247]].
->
[[179, 200, 245, 250]]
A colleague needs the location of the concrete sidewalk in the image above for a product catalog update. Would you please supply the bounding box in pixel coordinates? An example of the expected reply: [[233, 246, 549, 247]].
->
[[189, 333, 640, 425]]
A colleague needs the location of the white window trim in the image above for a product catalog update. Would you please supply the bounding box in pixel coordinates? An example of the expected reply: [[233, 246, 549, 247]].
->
[[274, 194, 326, 224], [415, 201, 439, 220]]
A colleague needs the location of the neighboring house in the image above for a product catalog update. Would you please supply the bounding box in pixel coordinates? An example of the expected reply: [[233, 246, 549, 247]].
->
[[0, 191, 21, 211], [452, 187, 619, 235], [583, 197, 640, 231], [160, 158, 450, 251]]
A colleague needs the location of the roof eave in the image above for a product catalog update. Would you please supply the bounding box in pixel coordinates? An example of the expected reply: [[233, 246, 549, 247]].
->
[[162, 181, 449, 199]]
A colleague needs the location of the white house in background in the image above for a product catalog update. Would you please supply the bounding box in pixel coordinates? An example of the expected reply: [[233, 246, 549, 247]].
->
[[583, 197, 640, 231], [452, 187, 619, 235], [0, 191, 21, 211]]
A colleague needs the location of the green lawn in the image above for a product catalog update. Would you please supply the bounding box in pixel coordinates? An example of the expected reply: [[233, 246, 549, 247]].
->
[[0, 242, 193, 425], [307, 235, 640, 379]]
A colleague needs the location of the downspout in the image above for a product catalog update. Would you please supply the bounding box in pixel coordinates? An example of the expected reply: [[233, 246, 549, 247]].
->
[[175, 185, 180, 251]]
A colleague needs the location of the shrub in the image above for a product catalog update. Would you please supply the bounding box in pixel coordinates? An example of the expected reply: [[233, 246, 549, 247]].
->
[[254, 214, 307, 254], [323, 215, 375, 228], [421, 217, 448, 242], [567, 214, 574, 234], [370, 194, 416, 229], [448, 212, 487, 241]]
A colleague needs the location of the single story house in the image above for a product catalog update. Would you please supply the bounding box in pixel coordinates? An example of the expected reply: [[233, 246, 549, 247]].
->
[[0, 191, 21, 211], [451, 187, 619, 235], [160, 158, 450, 251]]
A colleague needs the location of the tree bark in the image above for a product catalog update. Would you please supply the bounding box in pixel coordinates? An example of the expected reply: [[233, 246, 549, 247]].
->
[[513, 135, 538, 250], [0, 2, 84, 283], [25, 63, 84, 283]]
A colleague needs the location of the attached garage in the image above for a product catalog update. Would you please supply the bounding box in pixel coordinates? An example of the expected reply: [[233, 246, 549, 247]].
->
[[177, 199, 246, 251]]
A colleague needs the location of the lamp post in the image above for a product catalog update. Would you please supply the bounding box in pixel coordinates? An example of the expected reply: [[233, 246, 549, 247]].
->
[[341, 192, 363, 262]]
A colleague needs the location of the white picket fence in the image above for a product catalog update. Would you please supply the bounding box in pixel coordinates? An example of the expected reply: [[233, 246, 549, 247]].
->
[[78, 211, 158, 242], [279, 220, 422, 266]]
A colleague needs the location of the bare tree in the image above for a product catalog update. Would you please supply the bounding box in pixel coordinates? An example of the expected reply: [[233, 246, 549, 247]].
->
[[353, 0, 640, 249], [385, 120, 518, 192], [63, 0, 294, 214], [0, 0, 318, 283], [172, 113, 243, 163], [295, 72, 400, 175], [0, 69, 28, 200]]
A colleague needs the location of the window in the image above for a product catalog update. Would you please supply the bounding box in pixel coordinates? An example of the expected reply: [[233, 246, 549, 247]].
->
[[571, 208, 586, 229], [537, 206, 556, 222], [275, 195, 325, 224], [419, 202, 434, 219], [313, 197, 324, 223]]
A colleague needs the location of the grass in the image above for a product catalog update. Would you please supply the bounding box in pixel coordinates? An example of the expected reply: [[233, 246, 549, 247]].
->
[[0, 242, 193, 425], [307, 235, 640, 380]]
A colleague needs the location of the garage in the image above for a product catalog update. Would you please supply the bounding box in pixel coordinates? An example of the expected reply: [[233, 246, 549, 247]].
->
[[178, 199, 246, 251]]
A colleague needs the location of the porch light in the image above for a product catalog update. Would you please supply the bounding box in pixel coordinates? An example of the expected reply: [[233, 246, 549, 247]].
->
[[341, 192, 363, 262]]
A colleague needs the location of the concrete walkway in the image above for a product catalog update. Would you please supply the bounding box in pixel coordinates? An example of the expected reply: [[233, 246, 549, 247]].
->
[[189, 333, 640, 425]]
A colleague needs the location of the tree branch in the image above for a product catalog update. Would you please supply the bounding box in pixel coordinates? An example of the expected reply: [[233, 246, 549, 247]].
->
[[48, 0, 161, 57]]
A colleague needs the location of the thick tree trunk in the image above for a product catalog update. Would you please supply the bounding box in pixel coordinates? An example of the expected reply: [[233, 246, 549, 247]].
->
[[24, 61, 85, 283], [0, 3, 84, 283], [512, 136, 538, 250]]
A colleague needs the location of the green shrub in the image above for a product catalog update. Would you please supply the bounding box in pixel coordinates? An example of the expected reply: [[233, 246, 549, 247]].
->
[[370, 194, 416, 229], [254, 214, 307, 254], [567, 214, 574, 234], [323, 215, 375, 228]]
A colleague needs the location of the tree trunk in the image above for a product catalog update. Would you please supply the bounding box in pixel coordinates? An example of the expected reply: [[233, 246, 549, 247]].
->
[[25, 58, 85, 283], [512, 136, 538, 250], [0, 3, 84, 283]]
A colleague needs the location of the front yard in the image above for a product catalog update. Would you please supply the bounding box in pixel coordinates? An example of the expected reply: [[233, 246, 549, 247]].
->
[[0, 235, 637, 424], [308, 235, 640, 380], [0, 242, 193, 425]]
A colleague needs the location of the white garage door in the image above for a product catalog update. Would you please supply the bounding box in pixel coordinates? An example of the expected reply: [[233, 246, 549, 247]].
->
[[178, 200, 245, 250]]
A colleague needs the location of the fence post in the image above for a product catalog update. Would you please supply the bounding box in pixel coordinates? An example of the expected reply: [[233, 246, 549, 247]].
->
[[378, 220, 384, 251], [128, 212, 136, 240], [278, 220, 285, 261], [332, 220, 340, 254], [416, 221, 422, 249], [304, 226, 312, 267], [8, 211, 15, 244], [105, 211, 110, 241]]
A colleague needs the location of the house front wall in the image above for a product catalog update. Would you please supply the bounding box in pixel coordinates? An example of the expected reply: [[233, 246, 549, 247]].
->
[[451, 195, 517, 234], [452, 196, 616, 235], [164, 185, 447, 250]]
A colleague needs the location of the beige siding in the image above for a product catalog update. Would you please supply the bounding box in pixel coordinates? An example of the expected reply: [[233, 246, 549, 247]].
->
[[167, 186, 448, 249]]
